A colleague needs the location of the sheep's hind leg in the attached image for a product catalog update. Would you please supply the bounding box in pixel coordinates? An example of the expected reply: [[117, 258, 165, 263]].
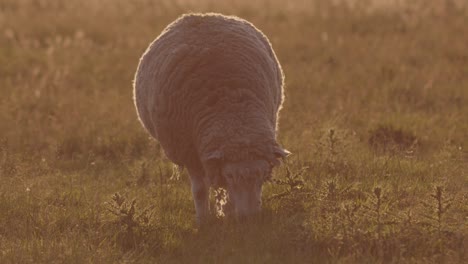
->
[[188, 168, 209, 225]]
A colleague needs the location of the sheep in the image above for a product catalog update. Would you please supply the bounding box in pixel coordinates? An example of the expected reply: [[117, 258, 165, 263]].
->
[[133, 13, 289, 223]]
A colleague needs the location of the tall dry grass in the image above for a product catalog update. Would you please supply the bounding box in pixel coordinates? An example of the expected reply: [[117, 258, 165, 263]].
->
[[0, 0, 467, 263]]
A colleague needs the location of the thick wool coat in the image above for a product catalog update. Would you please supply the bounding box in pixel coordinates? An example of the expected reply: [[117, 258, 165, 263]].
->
[[134, 13, 284, 178]]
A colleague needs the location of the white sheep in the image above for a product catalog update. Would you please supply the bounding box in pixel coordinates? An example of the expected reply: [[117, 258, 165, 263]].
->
[[133, 13, 289, 223]]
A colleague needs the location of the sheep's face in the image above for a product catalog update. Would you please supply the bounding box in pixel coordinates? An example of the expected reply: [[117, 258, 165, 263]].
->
[[203, 146, 290, 218], [221, 160, 271, 217]]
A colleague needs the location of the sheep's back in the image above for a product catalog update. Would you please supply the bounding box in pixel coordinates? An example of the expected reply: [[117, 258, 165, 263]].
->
[[134, 13, 284, 167]]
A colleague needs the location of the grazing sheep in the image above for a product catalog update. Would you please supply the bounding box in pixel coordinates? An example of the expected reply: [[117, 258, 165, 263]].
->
[[133, 13, 289, 223]]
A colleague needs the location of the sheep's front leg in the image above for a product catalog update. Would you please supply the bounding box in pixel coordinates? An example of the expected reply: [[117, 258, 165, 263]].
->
[[188, 168, 209, 225]]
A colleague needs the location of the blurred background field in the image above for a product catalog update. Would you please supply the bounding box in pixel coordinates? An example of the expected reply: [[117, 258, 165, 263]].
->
[[0, 0, 467, 263]]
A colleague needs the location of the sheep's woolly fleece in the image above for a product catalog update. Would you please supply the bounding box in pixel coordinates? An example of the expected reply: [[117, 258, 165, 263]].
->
[[134, 13, 285, 177]]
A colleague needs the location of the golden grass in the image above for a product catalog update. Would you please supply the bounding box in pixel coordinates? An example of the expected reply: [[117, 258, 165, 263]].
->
[[0, 0, 467, 263]]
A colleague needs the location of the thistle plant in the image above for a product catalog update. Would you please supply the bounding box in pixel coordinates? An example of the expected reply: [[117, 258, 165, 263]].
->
[[421, 185, 454, 256], [104, 193, 156, 250], [267, 164, 307, 201]]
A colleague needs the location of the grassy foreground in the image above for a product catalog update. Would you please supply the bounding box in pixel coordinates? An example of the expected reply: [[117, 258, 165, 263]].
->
[[0, 0, 467, 263]]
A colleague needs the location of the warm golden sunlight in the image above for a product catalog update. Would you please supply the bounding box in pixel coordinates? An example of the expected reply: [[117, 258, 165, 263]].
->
[[0, 0, 466, 263]]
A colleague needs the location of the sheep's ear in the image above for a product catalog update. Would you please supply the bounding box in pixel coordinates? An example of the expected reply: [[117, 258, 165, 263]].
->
[[201, 150, 223, 172], [273, 146, 291, 159], [203, 150, 223, 162], [202, 150, 224, 186]]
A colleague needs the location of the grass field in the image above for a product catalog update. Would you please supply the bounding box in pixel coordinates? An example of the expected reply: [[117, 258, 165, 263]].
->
[[1, 0, 467, 263]]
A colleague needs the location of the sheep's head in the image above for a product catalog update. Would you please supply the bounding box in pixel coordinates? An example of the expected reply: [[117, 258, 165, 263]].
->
[[203, 146, 290, 218]]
